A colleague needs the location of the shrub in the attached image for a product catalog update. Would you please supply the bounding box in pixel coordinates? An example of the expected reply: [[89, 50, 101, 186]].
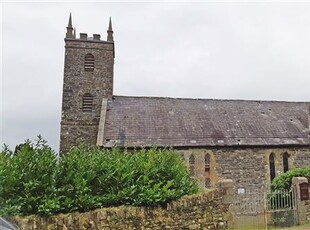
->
[[56, 145, 198, 213], [0, 139, 198, 217], [0, 136, 58, 216], [271, 167, 310, 191]]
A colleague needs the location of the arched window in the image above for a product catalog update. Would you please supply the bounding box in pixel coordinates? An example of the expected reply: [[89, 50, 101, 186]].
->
[[283, 152, 289, 173], [189, 154, 195, 177], [205, 154, 211, 188], [82, 93, 93, 112], [269, 153, 276, 182], [84, 53, 94, 71]]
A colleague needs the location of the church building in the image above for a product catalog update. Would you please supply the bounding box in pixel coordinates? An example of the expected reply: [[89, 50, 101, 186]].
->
[[60, 15, 310, 192]]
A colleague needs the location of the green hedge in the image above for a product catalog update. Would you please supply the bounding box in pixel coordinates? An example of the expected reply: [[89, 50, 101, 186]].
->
[[271, 167, 310, 191], [0, 138, 57, 217], [0, 137, 198, 217]]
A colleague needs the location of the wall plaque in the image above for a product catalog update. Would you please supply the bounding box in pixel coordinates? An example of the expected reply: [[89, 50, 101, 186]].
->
[[300, 182, 309, 201]]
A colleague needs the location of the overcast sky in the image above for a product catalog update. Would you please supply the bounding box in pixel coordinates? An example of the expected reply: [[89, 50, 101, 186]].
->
[[2, 2, 310, 152]]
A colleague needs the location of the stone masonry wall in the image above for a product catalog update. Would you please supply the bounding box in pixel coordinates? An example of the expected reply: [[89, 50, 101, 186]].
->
[[291, 148, 310, 168], [304, 192, 310, 223], [12, 189, 232, 230], [60, 38, 114, 153], [178, 147, 310, 192], [306, 193, 310, 223]]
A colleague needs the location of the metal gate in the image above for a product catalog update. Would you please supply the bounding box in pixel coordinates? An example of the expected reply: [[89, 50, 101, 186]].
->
[[232, 188, 298, 229], [265, 189, 298, 228], [232, 189, 266, 229]]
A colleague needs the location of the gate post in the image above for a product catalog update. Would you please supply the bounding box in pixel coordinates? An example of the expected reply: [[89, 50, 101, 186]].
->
[[291, 177, 310, 225], [217, 179, 234, 228]]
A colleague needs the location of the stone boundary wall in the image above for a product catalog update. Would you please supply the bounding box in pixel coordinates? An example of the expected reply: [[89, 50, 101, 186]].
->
[[11, 187, 233, 230], [305, 188, 310, 223], [306, 200, 310, 223]]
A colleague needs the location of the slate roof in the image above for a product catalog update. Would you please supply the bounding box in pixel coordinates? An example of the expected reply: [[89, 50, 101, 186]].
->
[[101, 96, 310, 148]]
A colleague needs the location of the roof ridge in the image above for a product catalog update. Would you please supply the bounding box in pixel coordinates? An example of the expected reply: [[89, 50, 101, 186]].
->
[[111, 95, 310, 104]]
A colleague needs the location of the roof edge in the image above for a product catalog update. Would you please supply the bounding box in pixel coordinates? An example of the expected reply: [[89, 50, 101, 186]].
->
[[110, 95, 310, 104]]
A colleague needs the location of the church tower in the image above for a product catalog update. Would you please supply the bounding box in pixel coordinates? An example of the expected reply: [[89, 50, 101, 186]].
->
[[60, 14, 115, 153]]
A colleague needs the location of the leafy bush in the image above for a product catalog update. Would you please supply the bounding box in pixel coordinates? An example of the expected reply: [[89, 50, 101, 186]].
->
[[271, 167, 310, 191], [0, 138, 198, 217], [56, 145, 198, 213], [0, 136, 57, 216]]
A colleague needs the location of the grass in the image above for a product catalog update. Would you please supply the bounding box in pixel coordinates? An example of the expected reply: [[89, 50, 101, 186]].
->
[[233, 222, 310, 230]]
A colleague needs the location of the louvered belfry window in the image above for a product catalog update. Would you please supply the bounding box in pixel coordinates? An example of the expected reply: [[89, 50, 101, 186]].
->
[[82, 93, 93, 112], [84, 53, 94, 71]]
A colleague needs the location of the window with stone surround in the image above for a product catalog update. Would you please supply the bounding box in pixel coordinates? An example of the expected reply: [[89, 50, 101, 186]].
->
[[82, 93, 93, 112], [269, 153, 276, 181], [283, 152, 289, 173], [189, 154, 195, 177], [84, 53, 95, 71], [205, 154, 211, 188]]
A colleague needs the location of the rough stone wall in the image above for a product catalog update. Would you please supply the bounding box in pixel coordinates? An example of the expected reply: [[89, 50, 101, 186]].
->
[[12, 189, 232, 230], [60, 38, 114, 153], [291, 148, 310, 168], [60, 124, 99, 150], [178, 147, 310, 192], [306, 193, 310, 223], [303, 192, 310, 224], [292, 177, 310, 225]]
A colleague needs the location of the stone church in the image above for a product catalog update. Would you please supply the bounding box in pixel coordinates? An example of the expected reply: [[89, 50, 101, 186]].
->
[[60, 15, 310, 192]]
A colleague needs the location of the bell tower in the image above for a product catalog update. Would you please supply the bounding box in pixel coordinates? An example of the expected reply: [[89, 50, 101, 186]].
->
[[60, 14, 115, 153]]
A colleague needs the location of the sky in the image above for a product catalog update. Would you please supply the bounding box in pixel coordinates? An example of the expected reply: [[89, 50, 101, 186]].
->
[[2, 2, 310, 152]]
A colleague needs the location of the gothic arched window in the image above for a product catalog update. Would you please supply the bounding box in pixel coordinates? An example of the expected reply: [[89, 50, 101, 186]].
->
[[84, 53, 94, 71], [189, 154, 195, 177], [82, 93, 93, 112], [269, 153, 276, 182], [283, 152, 289, 173], [205, 154, 211, 188]]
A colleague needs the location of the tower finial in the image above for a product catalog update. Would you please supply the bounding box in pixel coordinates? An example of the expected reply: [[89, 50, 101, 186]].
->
[[66, 13, 74, 39], [108, 17, 112, 31], [68, 13, 73, 28], [107, 17, 114, 42]]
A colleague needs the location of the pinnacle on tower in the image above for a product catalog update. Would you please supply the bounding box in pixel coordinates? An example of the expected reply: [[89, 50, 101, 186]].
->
[[66, 13, 74, 39], [68, 13, 72, 28], [107, 17, 114, 42]]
